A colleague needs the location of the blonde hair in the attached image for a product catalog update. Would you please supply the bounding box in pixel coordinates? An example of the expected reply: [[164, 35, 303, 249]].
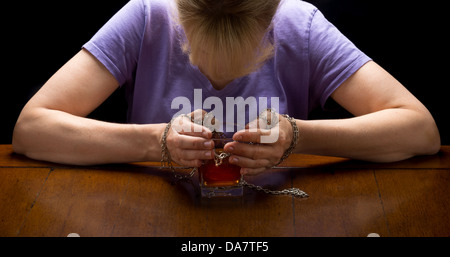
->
[[176, 0, 281, 82]]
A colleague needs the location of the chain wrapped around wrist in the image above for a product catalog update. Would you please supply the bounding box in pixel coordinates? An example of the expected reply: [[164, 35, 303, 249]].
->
[[160, 113, 307, 198], [272, 114, 299, 167], [160, 117, 197, 181]]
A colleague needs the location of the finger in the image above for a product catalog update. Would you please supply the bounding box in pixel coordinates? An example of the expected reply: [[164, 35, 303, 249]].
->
[[171, 117, 212, 139], [236, 126, 281, 144], [180, 123, 212, 138], [177, 134, 215, 150], [246, 110, 280, 130], [233, 128, 274, 144], [177, 149, 214, 161], [228, 154, 272, 170], [224, 141, 271, 160], [186, 109, 208, 124], [245, 118, 261, 130]]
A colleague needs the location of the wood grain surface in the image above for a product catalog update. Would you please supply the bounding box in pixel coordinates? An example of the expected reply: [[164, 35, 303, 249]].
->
[[1, 145, 449, 237]]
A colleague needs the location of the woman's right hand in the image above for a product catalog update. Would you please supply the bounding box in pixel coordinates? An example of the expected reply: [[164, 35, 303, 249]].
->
[[163, 110, 215, 167]]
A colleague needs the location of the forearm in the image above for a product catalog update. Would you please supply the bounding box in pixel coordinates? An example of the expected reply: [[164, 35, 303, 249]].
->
[[295, 108, 440, 162], [13, 107, 166, 165]]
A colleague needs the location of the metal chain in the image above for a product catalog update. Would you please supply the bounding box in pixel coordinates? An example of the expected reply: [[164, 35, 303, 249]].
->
[[212, 148, 308, 198], [161, 117, 197, 181], [272, 114, 299, 167], [241, 179, 309, 198], [161, 113, 308, 198], [214, 151, 231, 166]]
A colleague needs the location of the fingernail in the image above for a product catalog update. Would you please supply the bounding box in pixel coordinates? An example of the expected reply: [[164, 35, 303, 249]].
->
[[205, 151, 212, 158], [230, 156, 238, 163], [204, 141, 212, 148]]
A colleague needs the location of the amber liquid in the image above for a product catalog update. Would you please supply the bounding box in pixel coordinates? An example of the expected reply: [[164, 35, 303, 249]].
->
[[199, 149, 241, 187]]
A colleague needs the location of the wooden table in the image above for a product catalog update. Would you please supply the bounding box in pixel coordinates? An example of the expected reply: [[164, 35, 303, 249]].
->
[[1, 144, 449, 237]]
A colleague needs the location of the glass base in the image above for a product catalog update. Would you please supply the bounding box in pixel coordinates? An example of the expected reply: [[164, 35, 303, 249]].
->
[[200, 185, 243, 198]]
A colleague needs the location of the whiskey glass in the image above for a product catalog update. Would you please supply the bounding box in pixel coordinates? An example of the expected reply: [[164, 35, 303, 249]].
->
[[198, 137, 243, 198]]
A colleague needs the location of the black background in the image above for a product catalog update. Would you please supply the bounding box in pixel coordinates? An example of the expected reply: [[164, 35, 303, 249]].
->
[[2, 0, 448, 145]]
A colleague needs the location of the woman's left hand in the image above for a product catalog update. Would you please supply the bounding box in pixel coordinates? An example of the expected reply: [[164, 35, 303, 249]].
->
[[223, 112, 295, 176]]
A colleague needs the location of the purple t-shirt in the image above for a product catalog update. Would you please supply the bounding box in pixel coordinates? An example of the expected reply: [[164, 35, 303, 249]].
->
[[83, 0, 371, 125]]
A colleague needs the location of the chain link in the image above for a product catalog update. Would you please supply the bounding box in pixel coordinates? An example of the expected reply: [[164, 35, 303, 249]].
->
[[241, 179, 309, 198], [161, 113, 308, 198], [161, 117, 197, 181], [214, 151, 231, 166], [272, 114, 299, 167], [212, 147, 308, 198]]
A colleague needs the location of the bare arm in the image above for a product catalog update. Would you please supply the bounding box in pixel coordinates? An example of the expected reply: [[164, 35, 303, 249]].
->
[[295, 61, 440, 162], [226, 61, 441, 175], [13, 50, 214, 165]]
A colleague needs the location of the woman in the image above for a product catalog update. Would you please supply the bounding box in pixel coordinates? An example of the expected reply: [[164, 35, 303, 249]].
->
[[13, 0, 440, 176]]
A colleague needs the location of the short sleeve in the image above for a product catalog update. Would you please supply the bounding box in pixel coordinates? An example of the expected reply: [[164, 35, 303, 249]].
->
[[83, 0, 146, 86], [308, 9, 371, 109]]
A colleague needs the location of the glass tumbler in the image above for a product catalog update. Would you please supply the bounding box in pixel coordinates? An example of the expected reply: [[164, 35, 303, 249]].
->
[[198, 138, 243, 198]]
